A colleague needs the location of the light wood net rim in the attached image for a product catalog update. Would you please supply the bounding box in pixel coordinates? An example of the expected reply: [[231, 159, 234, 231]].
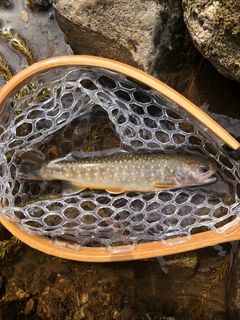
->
[[1, 216, 240, 262], [0, 55, 239, 262]]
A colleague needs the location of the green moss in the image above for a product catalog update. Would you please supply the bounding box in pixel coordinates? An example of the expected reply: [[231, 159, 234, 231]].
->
[[0, 236, 21, 258], [0, 55, 13, 82], [0, 28, 35, 65], [213, 0, 240, 35], [184, 0, 194, 16]]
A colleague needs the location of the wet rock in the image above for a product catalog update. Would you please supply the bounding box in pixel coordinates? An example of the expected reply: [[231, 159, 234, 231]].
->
[[182, 0, 240, 82]]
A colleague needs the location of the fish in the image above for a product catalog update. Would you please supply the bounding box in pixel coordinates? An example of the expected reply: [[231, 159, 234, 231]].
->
[[18, 151, 217, 194]]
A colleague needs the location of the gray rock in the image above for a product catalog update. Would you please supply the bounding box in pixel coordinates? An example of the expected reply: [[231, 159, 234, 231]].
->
[[182, 0, 240, 82], [52, 0, 183, 74], [53, 0, 160, 70], [52, 0, 200, 93]]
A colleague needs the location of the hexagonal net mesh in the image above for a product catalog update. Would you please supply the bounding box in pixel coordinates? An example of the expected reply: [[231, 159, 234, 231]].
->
[[0, 66, 239, 252]]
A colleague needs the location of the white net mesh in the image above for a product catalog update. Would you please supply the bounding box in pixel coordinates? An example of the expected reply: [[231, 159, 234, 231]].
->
[[0, 66, 239, 251]]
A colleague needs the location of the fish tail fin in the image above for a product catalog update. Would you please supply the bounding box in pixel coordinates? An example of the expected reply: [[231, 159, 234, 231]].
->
[[17, 150, 45, 180]]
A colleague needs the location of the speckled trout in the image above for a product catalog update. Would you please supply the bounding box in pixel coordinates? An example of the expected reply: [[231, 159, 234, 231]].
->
[[18, 151, 217, 194]]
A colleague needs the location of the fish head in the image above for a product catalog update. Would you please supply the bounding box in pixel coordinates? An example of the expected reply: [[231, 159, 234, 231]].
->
[[175, 157, 217, 187]]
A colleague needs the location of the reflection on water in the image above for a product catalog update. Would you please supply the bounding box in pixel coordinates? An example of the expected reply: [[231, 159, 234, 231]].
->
[[0, 0, 72, 86], [201, 102, 240, 138]]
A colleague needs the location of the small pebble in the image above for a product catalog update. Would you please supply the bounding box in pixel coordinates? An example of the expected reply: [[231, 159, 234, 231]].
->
[[120, 305, 133, 320], [24, 298, 35, 314], [48, 12, 54, 19]]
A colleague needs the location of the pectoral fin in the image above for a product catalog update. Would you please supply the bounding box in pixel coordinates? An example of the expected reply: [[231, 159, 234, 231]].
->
[[152, 182, 177, 190], [61, 182, 85, 195]]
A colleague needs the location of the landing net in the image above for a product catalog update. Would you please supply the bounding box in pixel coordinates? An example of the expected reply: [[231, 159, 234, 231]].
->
[[0, 66, 239, 251]]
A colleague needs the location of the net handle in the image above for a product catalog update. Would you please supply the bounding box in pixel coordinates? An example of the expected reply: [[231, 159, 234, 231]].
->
[[1, 215, 240, 262], [0, 55, 239, 150]]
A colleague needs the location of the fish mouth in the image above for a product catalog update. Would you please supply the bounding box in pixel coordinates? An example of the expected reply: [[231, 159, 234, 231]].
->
[[203, 176, 217, 184]]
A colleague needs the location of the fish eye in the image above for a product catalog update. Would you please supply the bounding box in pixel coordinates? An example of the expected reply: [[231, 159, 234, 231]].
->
[[199, 164, 209, 173]]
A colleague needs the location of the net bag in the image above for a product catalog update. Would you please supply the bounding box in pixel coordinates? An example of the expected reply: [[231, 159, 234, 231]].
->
[[0, 56, 239, 262]]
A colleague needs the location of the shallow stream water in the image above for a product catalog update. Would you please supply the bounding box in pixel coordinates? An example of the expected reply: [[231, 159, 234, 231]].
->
[[0, 0, 72, 86]]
